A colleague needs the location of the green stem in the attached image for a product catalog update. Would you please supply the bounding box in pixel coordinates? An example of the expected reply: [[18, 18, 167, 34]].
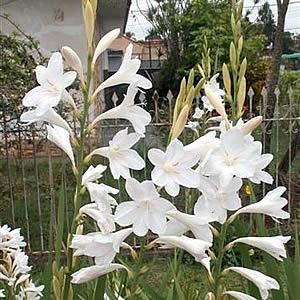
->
[[213, 223, 228, 299], [63, 53, 93, 300]]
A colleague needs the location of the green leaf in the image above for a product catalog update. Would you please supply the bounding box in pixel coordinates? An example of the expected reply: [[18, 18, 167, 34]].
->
[[55, 174, 65, 267], [93, 275, 107, 300]]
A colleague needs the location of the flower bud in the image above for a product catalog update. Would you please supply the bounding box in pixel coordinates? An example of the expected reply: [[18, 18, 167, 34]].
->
[[237, 76, 246, 117], [204, 292, 215, 300], [84, 1, 94, 48], [61, 46, 84, 84], [92, 29, 120, 66], [241, 116, 262, 135], [171, 104, 189, 140], [204, 85, 229, 127]]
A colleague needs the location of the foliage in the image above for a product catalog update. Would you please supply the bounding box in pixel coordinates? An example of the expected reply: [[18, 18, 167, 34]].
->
[[0, 32, 44, 128], [279, 70, 300, 106]]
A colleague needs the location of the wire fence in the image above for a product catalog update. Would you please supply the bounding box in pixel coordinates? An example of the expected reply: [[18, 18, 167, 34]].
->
[[0, 86, 299, 252]]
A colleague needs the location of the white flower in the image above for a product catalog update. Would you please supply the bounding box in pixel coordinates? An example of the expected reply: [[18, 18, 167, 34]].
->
[[192, 107, 204, 119], [165, 210, 213, 242], [154, 235, 211, 262], [194, 176, 242, 224], [233, 186, 290, 221], [23, 52, 76, 116], [92, 85, 151, 135], [223, 291, 257, 300], [184, 131, 220, 165], [230, 236, 291, 261], [93, 44, 152, 97], [148, 139, 199, 197], [202, 74, 225, 112], [17, 280, 44, 300], [80, 203, 115, 233], [90, 128, 145, 179], [82, 164, 107, 186], [0, 290, 4, 298], [114, 178, 175, 236], [86, 182, 118, 213], [0, 225, 26, 250], [185, 121, 199, 132], [46, 125, 75, 166], [249, 143, 273, 185], [204, 127, 257, 186], [226, 267, 280, 300], [20, 107, 72, 135], [71, 263, 127, 284], [71, 228, 132, 265], [13, 250, 31, 274]]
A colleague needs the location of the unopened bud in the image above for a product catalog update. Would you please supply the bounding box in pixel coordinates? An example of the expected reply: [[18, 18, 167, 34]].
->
[[237, 76, 246, 117], [84, 154, 92, 164], [92, 29, 120, 66], [204, 292, 215, 300], [84, 1, 94, 47], [86, 123, 94, 134], [72, 166, 79, 176], [71, 136, 79, 147], [171, 104, 189, 140], [61, 46, 85, 84], [204, 85, 229, 127], [241, 116, 262, 135]]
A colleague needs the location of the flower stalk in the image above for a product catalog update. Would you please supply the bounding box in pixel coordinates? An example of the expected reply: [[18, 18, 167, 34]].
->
[[63, 52, 93, 300]]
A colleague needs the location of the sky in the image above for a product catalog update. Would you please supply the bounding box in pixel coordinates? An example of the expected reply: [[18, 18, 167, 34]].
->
[[126, 0, 300, 40]]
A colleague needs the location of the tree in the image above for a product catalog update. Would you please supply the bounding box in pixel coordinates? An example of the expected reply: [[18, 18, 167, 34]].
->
[[257, 2, 276, 46], [144, 0, 267, 94], [265, 0, 290, 158]]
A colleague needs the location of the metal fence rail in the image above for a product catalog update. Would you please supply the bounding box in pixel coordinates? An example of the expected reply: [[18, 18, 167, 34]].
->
[[0, 86, 299, 251]]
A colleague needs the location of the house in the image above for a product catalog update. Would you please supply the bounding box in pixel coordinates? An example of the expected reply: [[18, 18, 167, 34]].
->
[[1, 0, 131, 118], [1, 0, 131, 68]]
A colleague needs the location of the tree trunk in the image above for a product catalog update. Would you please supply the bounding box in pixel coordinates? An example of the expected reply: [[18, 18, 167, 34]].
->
[[264, 0, 289, 155]]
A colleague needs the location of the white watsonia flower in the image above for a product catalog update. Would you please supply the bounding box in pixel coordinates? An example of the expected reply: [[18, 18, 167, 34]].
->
[[20, 107, 73, 135], [0, 225, 26, 250], [71, 228, 132, 265], [17, 280, 44, 300], [194, 176, 242, 224], [226, 267, 280, 300], [23, 52, 76, 116], [233, 186, 290, 221], [204, 127, 257, 186], [0, 290, 5, 298], [202, 74, 225, 112], [46, 125, 75, 166], [93, 44, 152, 97], [223, 291, 257, 300], [166, 210, 214, 242], [114, 178, 175, 236], [249, 143, 273, 184], [92, 85, 151, 135], [148, 139, 199, 197], [230, 236, 291, 261], [184, 131, 220, 164], [80, 203, 115, 233], [82, 164, 107, 186], [192, 107, 204, 119], [13, 250, 31, 274], [86, 182, 118, 213], [154, 235, 211, 262], [71, 263, 127, 284], [89, 128, 144, 179], [185, 121, 199, 132]]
